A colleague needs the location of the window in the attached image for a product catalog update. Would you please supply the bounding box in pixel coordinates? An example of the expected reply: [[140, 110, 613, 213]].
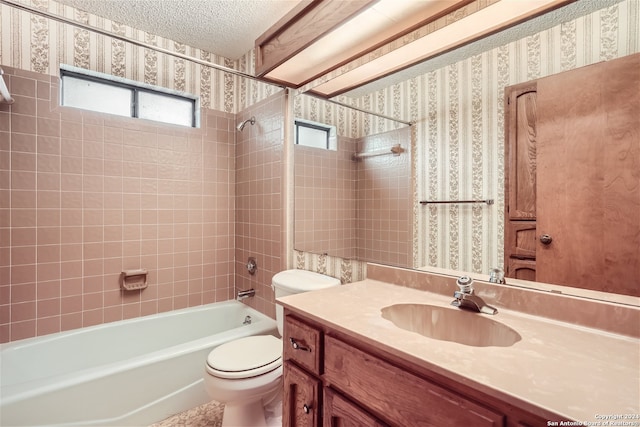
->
[[60, 65, 198, 127], [295, 119, 336, 150]]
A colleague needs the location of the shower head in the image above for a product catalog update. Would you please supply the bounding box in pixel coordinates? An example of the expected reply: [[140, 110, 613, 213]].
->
[[236, 116, 256, 131]]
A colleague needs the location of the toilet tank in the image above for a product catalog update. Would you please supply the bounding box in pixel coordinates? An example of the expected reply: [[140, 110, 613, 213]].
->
[[272, 269, 341, 335]]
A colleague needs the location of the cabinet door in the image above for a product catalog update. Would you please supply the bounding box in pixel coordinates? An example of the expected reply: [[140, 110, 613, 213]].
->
[[506, 221, 537, 260], [505, 83, 538, 279], [505, 84, 538, 221], [507, 257, 536, 282], [284, 361, 320, 427], [324, 335, 504, 427], [323, 388, 387, 427]]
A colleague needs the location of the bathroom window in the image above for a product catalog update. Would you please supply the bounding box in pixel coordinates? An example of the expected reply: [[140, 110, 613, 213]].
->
[[60, 65, 198, 127], [295, 119, 336, 150]]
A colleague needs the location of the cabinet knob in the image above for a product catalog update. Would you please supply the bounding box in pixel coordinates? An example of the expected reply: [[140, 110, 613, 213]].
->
[[289, 337, 311, 352], [303, 403, 311, 414], [540, 234, 553, 245]]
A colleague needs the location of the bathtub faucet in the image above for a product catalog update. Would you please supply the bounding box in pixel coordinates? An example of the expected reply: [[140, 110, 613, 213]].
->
[[237, 288, 255, 300]]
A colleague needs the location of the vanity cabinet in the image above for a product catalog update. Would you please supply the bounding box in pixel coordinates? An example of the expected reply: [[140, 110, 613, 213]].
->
[[283, 311, 555, 427], [324, 334, 504, 426], [283, 314, 323, 426]]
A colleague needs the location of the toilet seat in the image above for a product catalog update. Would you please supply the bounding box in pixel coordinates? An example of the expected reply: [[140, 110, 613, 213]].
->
[[206, 335, 282, 379]]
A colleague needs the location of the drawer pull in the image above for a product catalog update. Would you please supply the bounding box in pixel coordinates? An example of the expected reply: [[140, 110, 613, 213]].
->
[[303, 403, 311, 414], [290, 337, 311, 352]]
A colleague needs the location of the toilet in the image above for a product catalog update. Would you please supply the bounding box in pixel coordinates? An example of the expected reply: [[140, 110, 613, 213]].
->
[[203, 269, 341, 427]]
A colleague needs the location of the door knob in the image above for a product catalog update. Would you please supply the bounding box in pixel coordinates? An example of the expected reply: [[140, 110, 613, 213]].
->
[[540, 234, 553, 245]]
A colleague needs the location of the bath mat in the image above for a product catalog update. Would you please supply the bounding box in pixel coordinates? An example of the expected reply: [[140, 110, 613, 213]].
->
[[149, 400, 224, 427]]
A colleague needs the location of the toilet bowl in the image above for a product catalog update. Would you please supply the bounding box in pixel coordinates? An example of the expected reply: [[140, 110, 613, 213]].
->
[[204, 335, 283, 427], [203, 269, 340, 427]]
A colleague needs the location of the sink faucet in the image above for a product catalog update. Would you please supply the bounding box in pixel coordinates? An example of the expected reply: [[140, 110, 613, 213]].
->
[[451, 276, 498, 315], [488, 267, 505, 284]]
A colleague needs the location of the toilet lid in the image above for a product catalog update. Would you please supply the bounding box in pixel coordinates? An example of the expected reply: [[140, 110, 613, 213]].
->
[[206, 335, 282, 379]]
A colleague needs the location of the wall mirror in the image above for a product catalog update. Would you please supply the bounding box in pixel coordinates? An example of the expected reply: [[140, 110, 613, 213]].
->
[[291, 0, 639, 303], [292, 94, 413, 269]]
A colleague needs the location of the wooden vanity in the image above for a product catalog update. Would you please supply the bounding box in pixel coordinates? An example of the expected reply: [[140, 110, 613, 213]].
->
[[283, 312, 545, 426], [277, 272, 640, 427]]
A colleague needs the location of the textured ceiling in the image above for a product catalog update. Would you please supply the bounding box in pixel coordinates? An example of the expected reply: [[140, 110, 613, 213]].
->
[[55, 0, 301, 60]]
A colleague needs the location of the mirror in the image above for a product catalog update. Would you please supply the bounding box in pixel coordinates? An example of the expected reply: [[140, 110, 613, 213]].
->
[[292, 0, 639, 302], [293, 95, 413, 268]]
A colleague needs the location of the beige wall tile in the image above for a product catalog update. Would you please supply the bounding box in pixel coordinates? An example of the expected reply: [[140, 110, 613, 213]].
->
[[1, 67, 240, 343]]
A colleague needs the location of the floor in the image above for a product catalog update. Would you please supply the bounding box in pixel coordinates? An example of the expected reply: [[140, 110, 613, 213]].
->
[[150, 401, 224, 427], [150, 399, 282, 427]]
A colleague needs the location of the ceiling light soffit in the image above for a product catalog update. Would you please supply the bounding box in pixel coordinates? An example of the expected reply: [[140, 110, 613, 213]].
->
[[255, 0, 575, 98], [255, 0, 471, 88], [254, 0, 375, 78]]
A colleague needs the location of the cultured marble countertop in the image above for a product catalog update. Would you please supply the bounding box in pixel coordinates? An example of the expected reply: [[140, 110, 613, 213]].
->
[[277, 279, 640, 424]]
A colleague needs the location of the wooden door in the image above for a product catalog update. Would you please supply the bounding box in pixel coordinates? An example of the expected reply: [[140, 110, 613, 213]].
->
[[536, 54, 640, 295]]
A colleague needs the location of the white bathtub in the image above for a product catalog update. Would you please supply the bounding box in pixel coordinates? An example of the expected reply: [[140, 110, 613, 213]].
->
[[0, 300, 278, 426]]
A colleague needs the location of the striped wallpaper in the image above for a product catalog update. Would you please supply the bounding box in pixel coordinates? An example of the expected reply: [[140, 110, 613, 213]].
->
[[0, 0, 278, 113]]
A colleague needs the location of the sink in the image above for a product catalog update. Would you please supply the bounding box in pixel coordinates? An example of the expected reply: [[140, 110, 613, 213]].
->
[[381, 303, 521, 347]]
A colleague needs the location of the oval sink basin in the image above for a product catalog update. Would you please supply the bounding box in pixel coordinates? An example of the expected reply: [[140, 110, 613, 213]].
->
[[381, 303, 521, 347]]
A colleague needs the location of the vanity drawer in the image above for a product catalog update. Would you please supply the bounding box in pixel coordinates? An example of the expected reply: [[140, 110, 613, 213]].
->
[[324, 335, 504, 427], [283, 314, 322, 375]]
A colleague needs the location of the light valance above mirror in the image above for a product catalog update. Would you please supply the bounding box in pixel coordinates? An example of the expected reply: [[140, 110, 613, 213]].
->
[[255, 0, 575, 96]]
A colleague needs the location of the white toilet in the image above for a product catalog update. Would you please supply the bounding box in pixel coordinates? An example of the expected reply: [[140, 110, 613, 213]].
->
[[203, 269, 341, 427]]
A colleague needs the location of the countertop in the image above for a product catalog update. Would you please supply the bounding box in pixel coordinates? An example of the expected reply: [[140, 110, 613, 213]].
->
[[277, 279, 640, 424]]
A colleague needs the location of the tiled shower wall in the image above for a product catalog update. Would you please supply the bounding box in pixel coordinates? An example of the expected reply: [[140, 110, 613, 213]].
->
[[294, 136, 358, 260], [293, 127, 412, 269], [356, 127, 412, 268], [234, 93, 286, 319], [0, 66, 237, 343]]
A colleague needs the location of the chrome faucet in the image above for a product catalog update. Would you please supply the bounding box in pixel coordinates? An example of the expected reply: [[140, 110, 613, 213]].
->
[[488, 267, 505, 284], [237, 288, 255, 300], [451, 276, 498, 315]]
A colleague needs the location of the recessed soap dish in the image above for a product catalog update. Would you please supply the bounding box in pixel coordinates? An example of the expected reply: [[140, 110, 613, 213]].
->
[[120, 269, 148, 291]]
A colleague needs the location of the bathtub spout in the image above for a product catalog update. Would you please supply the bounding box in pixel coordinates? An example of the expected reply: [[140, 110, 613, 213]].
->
[[237, 289, 255, 300]]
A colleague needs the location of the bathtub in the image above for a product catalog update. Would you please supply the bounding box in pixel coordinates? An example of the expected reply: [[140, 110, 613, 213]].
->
[[0, 300, 278, 426]]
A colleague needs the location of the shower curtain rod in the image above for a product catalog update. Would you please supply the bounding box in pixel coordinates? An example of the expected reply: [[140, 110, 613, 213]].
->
[[2, 0, 413, 126], [0, 68, 15, 104], [304, 92, 413, 126], [0, 0, 284, 89]]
